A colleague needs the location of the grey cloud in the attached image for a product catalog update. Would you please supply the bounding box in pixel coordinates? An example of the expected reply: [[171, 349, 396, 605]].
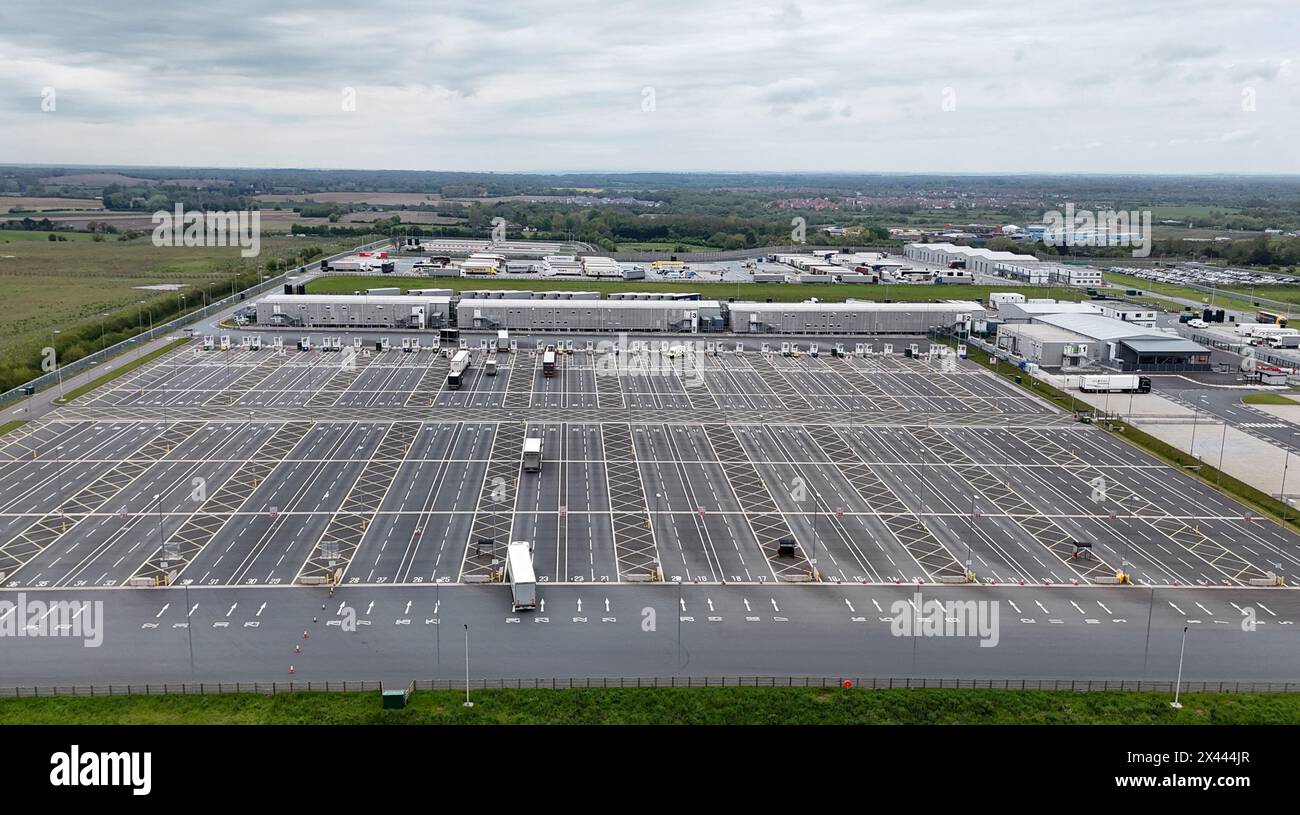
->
[[0, 0, 1294, 173]]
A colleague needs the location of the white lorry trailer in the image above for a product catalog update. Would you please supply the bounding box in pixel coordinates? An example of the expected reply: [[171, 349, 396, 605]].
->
[[522, 437, 542, 472], [506, 541, 537, 611], [447, 349, 471, 390], [1079, 374, 1151, 393]]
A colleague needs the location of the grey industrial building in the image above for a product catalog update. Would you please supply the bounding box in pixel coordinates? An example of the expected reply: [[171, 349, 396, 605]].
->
[[460, 298, 725, 332], [257, 294, 452, 329], [728, 301, 984, 335], [996, 323, 1094, 367], [1030, 313, 1211, 371]]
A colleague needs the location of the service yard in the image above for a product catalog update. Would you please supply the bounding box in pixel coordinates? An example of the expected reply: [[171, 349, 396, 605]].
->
[[1, 333, 1297, 686]]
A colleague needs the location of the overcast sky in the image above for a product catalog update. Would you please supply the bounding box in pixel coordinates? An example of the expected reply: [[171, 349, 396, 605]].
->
[[1, 0, 1296, 174]]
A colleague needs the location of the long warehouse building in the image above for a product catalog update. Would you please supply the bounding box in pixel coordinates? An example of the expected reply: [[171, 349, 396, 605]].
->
[[729, 301, 985, 334], [460, 298, 725, 332], [257, 294, 452, 329]]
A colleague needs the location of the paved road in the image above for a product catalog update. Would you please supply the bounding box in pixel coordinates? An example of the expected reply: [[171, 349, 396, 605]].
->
[[0, 584, 1294, 686]]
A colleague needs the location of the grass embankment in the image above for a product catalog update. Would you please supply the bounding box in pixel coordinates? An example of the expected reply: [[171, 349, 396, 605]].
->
[[965, 347, 1300, 532], [1223, 285, 1300, 310], [1242, 392, 1299, 406], [1, 687, 1296, 724], [307, 275, 1087, 305], [54, 338, 191, 405], [1102, 272, 1258, 314]]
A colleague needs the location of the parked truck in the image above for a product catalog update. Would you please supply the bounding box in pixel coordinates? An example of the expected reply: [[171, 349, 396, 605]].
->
[[447, 349, 471, 390], [497, 329, 510, 352], [1079, 374, 1151, 393], [522, 437, 542, 472], [506, 541, 537, 611]]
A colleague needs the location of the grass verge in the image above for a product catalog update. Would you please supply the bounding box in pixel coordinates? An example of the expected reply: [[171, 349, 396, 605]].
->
[[54, 338, 191, 405], [1, 687, 1297, 724], [0, 420, 27, 438], [1242, 392, 1298, 406]]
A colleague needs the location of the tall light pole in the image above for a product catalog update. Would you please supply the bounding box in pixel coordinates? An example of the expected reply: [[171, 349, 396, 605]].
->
[[1281, 446, 1292, 524], [1216, 420, 1228, 488], [462, 624, 473, 707], [1171, 625, 1189, 709], [52, 329, 65, 401], [100, 313, 108, 354], [137, 301, 147, 361], [184, 581, 195, 683]]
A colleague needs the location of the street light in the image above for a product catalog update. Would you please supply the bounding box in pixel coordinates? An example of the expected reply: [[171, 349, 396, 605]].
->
[[462, 624, 473, 707], [52, 329, 65, 400], [1171, 625, 1189, 709], [1282, 445, 1293, 524]]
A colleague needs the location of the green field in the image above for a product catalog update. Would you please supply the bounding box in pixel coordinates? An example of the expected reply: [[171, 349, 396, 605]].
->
[[1222, 285, 1300, 310], [614, 241, 717, 252], [0, 230, 99, 242], [0, 234, 377, 393], [1148, 205, 1242, 221], [307, 275, 1086, 305], [0, 687, 1295, 724]]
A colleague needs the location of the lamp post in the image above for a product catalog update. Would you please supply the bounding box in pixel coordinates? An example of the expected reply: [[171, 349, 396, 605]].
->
[[1171, 625, 1189, 709], [136, 301, 146, 361], [462, 624, 473, 707], [52, 329, 65, 401], [1282, 446, 1293, 525]]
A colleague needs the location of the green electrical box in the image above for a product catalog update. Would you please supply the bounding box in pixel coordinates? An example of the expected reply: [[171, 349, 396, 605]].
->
[[382, 689, 409, 709]]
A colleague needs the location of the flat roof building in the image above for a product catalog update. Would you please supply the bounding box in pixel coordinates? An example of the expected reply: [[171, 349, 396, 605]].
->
[[257, 294, 452, 329], [460, 298, 724, 333], [996, 323, 1094, 367], [728, 301, 985, 335]]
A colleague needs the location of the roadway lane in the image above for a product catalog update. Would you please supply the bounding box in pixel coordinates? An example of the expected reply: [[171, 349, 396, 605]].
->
[[1, 584, 1295, 686]]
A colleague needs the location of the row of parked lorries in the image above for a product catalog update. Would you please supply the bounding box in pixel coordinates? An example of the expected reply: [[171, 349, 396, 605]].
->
[[1233, 322, 1300, 349]]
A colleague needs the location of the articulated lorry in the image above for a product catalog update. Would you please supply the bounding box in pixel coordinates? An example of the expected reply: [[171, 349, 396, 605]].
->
[[1079, 374, 1151, 394], [447, 349, 471, 390]]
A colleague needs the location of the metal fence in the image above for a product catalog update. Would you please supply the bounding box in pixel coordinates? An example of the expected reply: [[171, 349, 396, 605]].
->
[[0, 239, 390, 410], [2, 676, 1296, 698]]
